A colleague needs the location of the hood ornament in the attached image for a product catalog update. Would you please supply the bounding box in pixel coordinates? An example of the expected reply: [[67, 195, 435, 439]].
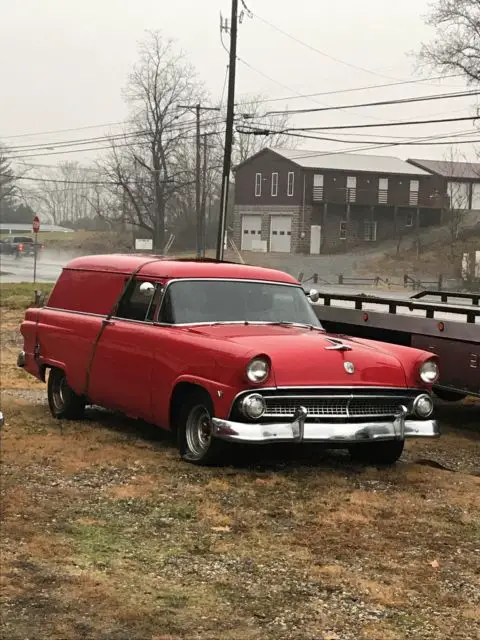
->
[[325, 337, 352, 351], [344, 362, 355, 375]]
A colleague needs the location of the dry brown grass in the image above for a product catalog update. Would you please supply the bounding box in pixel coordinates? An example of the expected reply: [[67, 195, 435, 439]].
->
[[1, 287, 479, 640]]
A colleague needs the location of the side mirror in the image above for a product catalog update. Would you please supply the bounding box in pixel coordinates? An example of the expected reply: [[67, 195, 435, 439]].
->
[[139, 282, 155, 298], [307, 289, 320, 303]]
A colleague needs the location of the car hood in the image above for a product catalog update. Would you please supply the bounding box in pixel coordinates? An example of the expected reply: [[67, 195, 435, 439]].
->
[[184, 324, 408, 387]]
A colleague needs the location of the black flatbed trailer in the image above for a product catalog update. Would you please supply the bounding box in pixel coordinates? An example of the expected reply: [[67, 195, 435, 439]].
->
[[312, 289, 480, 400]]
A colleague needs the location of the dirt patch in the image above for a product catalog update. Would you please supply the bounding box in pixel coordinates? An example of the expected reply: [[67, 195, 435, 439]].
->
[[1, 295, 480, 640]]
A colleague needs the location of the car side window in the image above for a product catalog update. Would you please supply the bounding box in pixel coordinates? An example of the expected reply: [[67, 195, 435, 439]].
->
[[115, 280, 163, 322]]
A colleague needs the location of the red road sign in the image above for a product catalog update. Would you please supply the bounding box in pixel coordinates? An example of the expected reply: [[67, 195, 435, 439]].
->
[[32, 215, 40, 233]]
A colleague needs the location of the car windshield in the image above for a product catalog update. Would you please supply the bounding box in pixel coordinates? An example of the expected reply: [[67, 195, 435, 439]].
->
[[160, 279, 322, 327]]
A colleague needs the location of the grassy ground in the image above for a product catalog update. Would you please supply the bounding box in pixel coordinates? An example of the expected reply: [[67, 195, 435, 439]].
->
[[1, 284, 479, 640]]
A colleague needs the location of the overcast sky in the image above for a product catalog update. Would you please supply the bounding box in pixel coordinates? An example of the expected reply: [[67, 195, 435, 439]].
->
[[1, 0, 477, 165]]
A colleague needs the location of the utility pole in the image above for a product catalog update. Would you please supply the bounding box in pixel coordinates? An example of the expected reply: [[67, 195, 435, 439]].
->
[[196, 104, 201, 258], [178, 103, 220, 258], [216, 0, 238, 261], [201, 132, 208, 257]]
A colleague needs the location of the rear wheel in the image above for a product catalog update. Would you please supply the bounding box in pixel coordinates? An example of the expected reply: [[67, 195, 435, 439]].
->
[[47, 368, 85, 420], [348, 440, 405, 466], [177, 390, 226, 465], [434, 388, 467, 402]]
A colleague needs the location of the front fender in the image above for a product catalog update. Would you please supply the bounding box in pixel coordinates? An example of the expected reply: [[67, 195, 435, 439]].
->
[[170, 374, 236, 419]]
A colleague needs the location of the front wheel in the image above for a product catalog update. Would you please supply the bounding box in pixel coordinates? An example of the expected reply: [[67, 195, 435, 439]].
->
[[177, 391, 226, 465], [348, 440, 405, 466], [47, 368, 85, 420]]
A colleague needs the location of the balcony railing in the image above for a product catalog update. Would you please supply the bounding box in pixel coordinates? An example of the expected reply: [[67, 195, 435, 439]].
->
[[378, 189, 388, 204], [409, 191, 419, 206], [346, 188, 356, 203]]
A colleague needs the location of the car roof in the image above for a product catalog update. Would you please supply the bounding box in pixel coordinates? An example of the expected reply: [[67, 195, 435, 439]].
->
[[64, 254, 299, 284]]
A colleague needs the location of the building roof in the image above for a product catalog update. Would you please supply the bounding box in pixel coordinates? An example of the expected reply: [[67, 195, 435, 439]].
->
[[65, 254, 299, 284], [407, 158, 480, 180], [267, 148, 430, 176]]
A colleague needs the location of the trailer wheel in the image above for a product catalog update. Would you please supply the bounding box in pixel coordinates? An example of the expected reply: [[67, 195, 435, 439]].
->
[[348, 440, 404, 466], [433, 388, 467, 402], [48, 368, 85, 420]]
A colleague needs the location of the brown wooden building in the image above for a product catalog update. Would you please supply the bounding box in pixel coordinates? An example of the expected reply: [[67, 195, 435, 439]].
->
[[408, 158, 480, 212], [233, 148, 445, 254]]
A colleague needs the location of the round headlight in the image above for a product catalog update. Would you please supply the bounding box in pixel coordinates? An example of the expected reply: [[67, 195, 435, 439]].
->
[[413, 394, 434, 418], [246, 357, 269, 384], [419, 360, 439, 384], [240, 393, 266, 419]]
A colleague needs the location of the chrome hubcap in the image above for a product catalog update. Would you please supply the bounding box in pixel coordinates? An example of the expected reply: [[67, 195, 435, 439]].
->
[[52, 376, 66, 411], [185, 405, 212, 459]]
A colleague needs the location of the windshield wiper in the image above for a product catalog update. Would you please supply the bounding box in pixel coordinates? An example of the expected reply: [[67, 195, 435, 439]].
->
[[265, 321, 324, 331]]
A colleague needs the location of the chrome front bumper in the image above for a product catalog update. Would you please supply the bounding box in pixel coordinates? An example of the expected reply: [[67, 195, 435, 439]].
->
[[211, 407, 439, 444]]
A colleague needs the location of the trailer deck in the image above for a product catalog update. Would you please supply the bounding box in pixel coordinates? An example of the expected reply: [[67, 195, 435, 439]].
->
[[313, 290, 480, 399]]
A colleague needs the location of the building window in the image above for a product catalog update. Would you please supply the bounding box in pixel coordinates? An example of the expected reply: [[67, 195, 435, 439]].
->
[[378, 178, 388, 204], [255, 173, 262, 197], [339, 221, 347, 240], [287, 172, 295, 197], [271, 172, 278, 197], [409, 180, 419, 206], [346, 176, 357, 202], [406, 211, 414, 227], [364, 220, 377, 242], [313, 174, 324, 201]]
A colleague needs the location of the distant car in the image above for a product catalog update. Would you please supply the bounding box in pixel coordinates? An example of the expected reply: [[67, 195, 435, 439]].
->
[[0, 236, 43, 258], [18, 254, 440, 466]]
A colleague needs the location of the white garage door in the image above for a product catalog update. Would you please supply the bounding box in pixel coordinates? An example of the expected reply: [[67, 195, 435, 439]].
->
[[270, 215, 292, 252], [241, 215, 262, 250]]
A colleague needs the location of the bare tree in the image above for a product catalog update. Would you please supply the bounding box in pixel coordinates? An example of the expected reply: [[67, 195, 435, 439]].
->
[[233, 94, 297, 164], [419, 0, 480, 82], [0, 145, 16, 204], [98, 31, 207, 252], [434, 148, 473, 268], [28, 161, 98, 225]]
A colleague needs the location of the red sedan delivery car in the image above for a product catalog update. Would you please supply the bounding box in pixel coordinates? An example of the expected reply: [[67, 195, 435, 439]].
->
[[18, 255, 440, 465]]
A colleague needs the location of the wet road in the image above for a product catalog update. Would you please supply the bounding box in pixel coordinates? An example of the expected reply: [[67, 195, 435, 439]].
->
[[0, 255, 64, 283], [0, 254, 416, 300]]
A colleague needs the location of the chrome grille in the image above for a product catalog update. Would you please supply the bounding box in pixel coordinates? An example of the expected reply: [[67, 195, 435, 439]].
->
[[264, 396, 406, 420]]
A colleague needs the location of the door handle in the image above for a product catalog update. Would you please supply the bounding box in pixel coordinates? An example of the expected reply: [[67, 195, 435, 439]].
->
[[103, 318, 115, 326]]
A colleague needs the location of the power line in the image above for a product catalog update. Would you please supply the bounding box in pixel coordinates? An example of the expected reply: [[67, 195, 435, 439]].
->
[[266, 89, 480, 116], [4, 116, 225, 153], [1, 77, 464, 143], [251, 11, 463, 88], [1, 164, 224, 187], [243, 128, 480, 147], [251, 74, 465, 105], [7, 128, 228, 160], [253, 131, 480, 162], [241, 115, 478, 135], [1, 120, 129, 140]]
